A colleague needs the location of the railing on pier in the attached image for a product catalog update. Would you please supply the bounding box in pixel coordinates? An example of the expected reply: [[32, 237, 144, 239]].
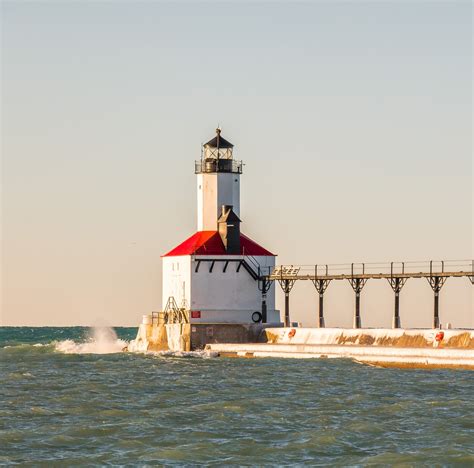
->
[[162, 297, 189, 324], [269, 260, 473, 281], [262, 260, 474, 329]]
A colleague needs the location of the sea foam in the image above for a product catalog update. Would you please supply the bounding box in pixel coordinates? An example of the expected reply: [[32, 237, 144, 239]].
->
[[55, 327, 127, 354]]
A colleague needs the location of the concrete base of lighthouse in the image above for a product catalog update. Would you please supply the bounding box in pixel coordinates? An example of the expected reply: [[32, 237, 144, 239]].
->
[[128, 316, 284, 353]]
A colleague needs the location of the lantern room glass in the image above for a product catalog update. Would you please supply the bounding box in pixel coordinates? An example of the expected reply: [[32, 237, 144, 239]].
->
[[203, 145, 233, 160]]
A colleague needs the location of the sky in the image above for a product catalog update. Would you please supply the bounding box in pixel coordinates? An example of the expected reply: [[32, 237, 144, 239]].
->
[[1, 1, 472, 327]]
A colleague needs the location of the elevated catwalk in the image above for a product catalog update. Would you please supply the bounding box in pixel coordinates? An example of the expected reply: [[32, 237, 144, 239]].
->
[[263, 260, 473, 329]]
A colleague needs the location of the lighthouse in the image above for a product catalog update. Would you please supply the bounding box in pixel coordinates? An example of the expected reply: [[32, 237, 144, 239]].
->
[[161, 129, 279, 327]]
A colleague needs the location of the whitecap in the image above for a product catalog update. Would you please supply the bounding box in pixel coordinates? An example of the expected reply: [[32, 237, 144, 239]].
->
[[55, 327, 128, 355]]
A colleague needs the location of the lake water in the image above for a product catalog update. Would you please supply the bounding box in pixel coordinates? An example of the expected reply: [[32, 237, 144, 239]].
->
[[1, 327, 473, 465]]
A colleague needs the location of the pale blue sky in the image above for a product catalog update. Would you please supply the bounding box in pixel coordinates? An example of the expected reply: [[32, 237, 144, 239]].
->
[[1, 1, 472, 326]]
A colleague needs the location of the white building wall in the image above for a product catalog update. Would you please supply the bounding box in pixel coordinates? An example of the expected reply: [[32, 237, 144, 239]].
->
[[217, 173, 240, 218], [189, 255, 278, 323], [197, 173, 217, 231], [197, 173, 240, 231], [162, 256, 192, 310]]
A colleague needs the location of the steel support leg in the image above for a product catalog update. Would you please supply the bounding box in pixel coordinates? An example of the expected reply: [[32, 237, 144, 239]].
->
[[261, 294, 267, 323], [348, 278, 367, 329], [387, 277, 406, 329], [258, 278, 273, 324], [354, 292, 361, 329], [277, 278, 296, 328], [434, 292, 440, 329], [427, 276, 447, 329], [311, 278, 331, 328], [284, 286, 290, 327], [394, 292, 401, 329], [318, 294, 325, 328]]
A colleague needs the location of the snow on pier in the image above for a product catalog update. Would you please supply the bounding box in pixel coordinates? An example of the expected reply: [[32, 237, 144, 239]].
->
[[205, 328, 474, 369]]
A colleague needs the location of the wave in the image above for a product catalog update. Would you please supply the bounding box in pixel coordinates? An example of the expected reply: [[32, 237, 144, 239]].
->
[[2, 343, 53, 351], [54, 327, 128, 354], [2, 327, 215, 357]]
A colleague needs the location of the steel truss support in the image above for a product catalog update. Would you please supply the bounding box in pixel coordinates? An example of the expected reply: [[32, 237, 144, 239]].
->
[[427, 276, 447, 329], [258, 278, 274, 323], [387, 262, 407, 329], [277, 278, 296, 327], [348, 277, 368, 329], [427, 261, 448, 329], [387, 277, 407, 328], [311, 277, 331, 328]]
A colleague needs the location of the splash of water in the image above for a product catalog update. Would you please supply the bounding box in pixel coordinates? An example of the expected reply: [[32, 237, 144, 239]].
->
[[55, 327, 128, 354]]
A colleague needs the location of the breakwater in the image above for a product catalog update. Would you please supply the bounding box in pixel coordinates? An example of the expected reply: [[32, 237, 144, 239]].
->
[[128, 320, 474, 369], [206, 328, 474, 369]]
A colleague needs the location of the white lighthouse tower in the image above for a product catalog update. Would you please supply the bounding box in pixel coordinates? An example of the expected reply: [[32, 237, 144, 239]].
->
[[161, 128, 279, 329], [196, 128, 241, 231]]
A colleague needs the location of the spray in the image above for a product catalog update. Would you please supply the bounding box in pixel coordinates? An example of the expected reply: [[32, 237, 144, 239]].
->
[[55, 326, 128, 354]]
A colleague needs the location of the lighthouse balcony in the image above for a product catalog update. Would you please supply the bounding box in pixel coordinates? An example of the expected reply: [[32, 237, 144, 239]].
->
[[195, 159, 243, 174]]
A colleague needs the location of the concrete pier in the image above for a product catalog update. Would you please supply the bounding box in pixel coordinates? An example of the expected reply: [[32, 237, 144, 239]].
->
[[205, 328, 474, 369], [128, 320, 474, 369]]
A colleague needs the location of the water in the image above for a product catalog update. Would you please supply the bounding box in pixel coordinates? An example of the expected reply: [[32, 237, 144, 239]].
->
[[1, 327, 473, 465]]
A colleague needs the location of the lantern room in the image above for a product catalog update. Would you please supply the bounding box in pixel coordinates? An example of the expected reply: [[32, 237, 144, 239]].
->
[[195, 128, 242, 174]]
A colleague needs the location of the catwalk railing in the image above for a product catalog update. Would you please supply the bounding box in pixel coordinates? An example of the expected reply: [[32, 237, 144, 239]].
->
[[260, 260, 474, 329]]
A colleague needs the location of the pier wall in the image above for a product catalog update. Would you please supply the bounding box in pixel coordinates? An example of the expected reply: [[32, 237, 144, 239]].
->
[[205, 328, 474, 369], [263, 328, 474, 349], [129, 320, 474, 368]]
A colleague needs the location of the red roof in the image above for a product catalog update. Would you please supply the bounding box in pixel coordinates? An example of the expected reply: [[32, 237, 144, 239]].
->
[[162, 231, 275, 257]]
